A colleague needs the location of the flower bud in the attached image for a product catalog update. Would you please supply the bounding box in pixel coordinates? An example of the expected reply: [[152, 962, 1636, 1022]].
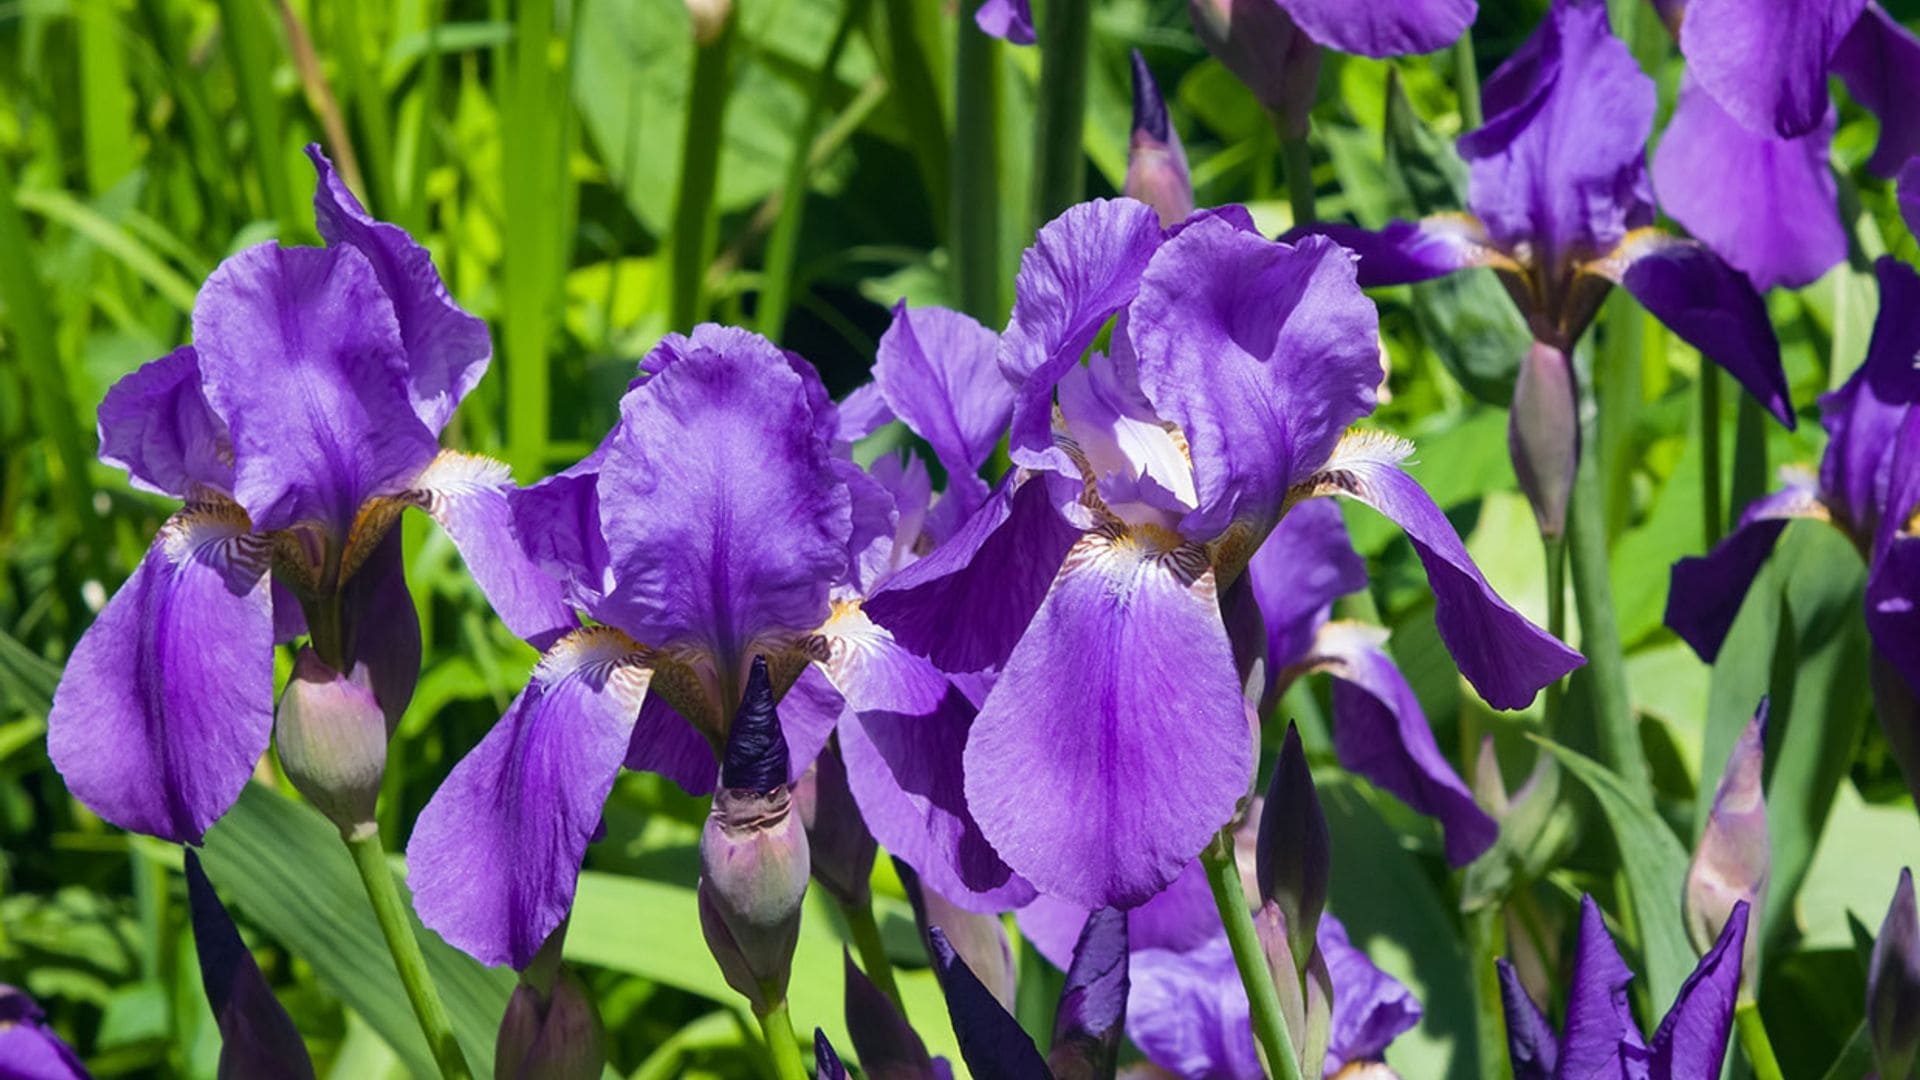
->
[[185, 851, 317, 1080], [275, 646, 387, 840], [1508, 341, 1580, 540], [1684, 701, 1769, 998], [1048, 907, 1130, 1080], [699, 657, 809, 1012], [686, 0, 731, 46], [898, 858, 1017, 1012], [1870, 868, 1920, 1080], [928, 927, 1051, 1077], [796, 741, 875, 907], [1125, 51, 1194, 227], [494, 968, 605, 1080], [1187, 0, 1321, 139], [1257, 724, 1329, 970], [815, 1028, 849, 1080]]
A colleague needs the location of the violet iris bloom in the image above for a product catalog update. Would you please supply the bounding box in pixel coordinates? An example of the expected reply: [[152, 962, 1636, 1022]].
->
[[0, 986, 89, 1080], [1666, 253, 1920, 803], [1499, 895, 1748, 1079], [979, 0, 1472, 58], [1298, 0, 1792, 511], [408, 326, 856, 969], [866, 198, 1578, 910], [47, 146, 569, 845]]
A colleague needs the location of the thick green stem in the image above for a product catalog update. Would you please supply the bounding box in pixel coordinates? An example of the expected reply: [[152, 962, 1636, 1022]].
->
[[951, 17, 1003, 323], [1729, 392, 1769, 521], [670, 15, 736, 331], [757, 0, 868, 340], [1467, 907, 1512, 1080], [1700, 367, 1724, 546], [879, 0, 949, 233], [345, 832, 470, 1079], [1280, 133, 1315, 228], [1735, 1001, 1786, 1080], [1031, 0, 1092, 228], [1453, 32, 1483, 129], [755, 996, 808, 1080], [841, 897, 905, 1015], [1542, 535, 1568, 735], [1200, 831, 1303, 1080]]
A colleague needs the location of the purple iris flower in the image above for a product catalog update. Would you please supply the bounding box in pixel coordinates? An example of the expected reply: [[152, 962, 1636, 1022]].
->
[[1499, 895, 1748, 1079], [406, 325, 857, 969], [46, 146, 570, 845], [0, 986, 90, 1080], [1665, 252, 1920, 802], [1298, 0, 1792, 438], [865, 198, 1578, 910], [979, 0, 1472, 57]]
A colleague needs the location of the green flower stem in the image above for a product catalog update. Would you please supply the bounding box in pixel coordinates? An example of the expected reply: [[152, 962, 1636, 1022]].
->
[[952, 17, 1003, 323], [755, 996, 809, 1080], [1542, 534, 1568, 734], [1200, 830, 1303, 1080], [1280, 133, 1315, 228], [1700, 367, 1725, 545], [669, 12, 736, 331], [1730, 392, 1769, 521], [1031, 0, 1092, 228], [841, 897, 906, 1015], [1454, 31, 1483, 129], [1467, 906, 1512, 1080], [1735, 1000, 1786, 1080], [345, 832, 471, 1079]]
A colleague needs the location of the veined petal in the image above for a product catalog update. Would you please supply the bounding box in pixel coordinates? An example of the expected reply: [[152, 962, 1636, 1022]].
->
[[96, 346, 232, 499], [1276, 0, 1474, 57], [408, 627, 652, 969], [1821, 258, 1920, 536], [1128, 938, 1265, 1080], [1302, 431, 1583, 709], [1016, 854, 1221, 968], [1294, 215, 1513, 287], [865, 471, 1080, 673], [975, 0, 1034, 44], [835, 382, 894, 444], [1000, 199, 1165, 471], [1306, 621, 1499, 865], [1652, 77, 1845, 292], [407, 450, 576, 648], [1591, 231, 1793, 428], [510, 436, 614, 614], [875, 303, 1015, 480], [1680, 0, 1865, 139], [1321, 914, 1421, 1071], [818, 603, 949, 717], [1129, 221, 1383, 538], [1666, 479, 1828, 663], [1643, 902, 1746, 1078], [1835, 5, 1920, 177], [193, 243, 438, 536], [964, 529, 1253, 908], [48, 506, 274, 842], [597, 333, 850, 712], [306, 146, 490, 434]]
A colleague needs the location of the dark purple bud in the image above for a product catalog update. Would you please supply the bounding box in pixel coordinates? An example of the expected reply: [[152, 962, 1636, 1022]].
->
[[1047, 907, 1129, 1080], [897, 859, 1017, 1012], [1258, 724, 1329, 969], [1508, 342, 1580, 540], [1187, 0, 1322, 139], [1870, 868, 1920, 1080], [1125, 50, 1194, 227], [185, 851, 317, 1080], [275, 647, 388, 839], [494, 968, 605, 1080], [843, 950, 940, 1080], [815, 1028, 849, 1080], [0, 985, 90, 1080], [1496, 958, 1558, 1080], [927, 927, 1051, 1080], [796, 741, 876, 907], [1685, 700, 1769, 996], [699, 658, 808, 1011]]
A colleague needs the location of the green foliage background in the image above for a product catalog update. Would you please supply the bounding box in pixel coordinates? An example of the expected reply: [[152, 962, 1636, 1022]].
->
[[1, 0, 1917, 1075]]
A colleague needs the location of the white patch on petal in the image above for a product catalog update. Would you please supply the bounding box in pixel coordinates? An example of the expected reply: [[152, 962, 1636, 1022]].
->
[[534, 625, 655, 712]]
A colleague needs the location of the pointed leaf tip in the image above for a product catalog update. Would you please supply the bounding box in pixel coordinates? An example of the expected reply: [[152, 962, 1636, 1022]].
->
[[722, 655, 786, 792]]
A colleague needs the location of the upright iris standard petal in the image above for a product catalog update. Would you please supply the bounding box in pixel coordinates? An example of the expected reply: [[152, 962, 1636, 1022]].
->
[[1304, 432, 1583, 709], [185, 852, 318, 1080], [1498, 958, 1558, 1080], [873, 302, 1014, 515], [1308, 621, 1500, 865], [193, 243, 438, 536], [974, 0, 1034, 44], [96, 346, 233, 499], [408, 628, 653, 969], [1458, 0, 1654, 266], [406, 450, 577, 648], [306, 146, 490, 434], [511, 444, 614, 613], [1559, 896, 1643, 1074], [999, 199, 1165, 469], [1678, 0, 1865, 139], [48, 507, 274, 843], [1834, 7, 1920, 177], [595, 336, 850, 719], [1128, 222, 1382, 538], [1665, 480, 1827, 662], [1276, 0, 1475, 57], [1822, 259, 1920, 533], [965, 531, 1253, 908], [1638, 902, 1746, 1078]]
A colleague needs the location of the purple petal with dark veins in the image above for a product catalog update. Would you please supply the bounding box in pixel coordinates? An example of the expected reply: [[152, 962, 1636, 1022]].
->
[[96, 346, 232, 499], [409, 451, 575, 649], [1679, 0, 1864, 139], [875, 303, 1014, 484]]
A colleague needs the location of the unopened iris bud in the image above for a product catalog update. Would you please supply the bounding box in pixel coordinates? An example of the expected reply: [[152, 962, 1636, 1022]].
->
[[698, 656, 809, 1012], [1685, 701, 1770, 997], [1508, 342, 1580, 540], [275, 646, 388, 840], [1187, 0, 1321, 139], [898, 857, 1017, 1011], [185, 851, 317, 1080], [1257, 724, 1330, 969], [495, 969, 605, 1080], [796, 741, 875, 907], [1870, 868, 1920, 1080], [686, 0, 730, 45], [1125, 50, 1194, 227], [1049, 907, 1129, 1080]]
